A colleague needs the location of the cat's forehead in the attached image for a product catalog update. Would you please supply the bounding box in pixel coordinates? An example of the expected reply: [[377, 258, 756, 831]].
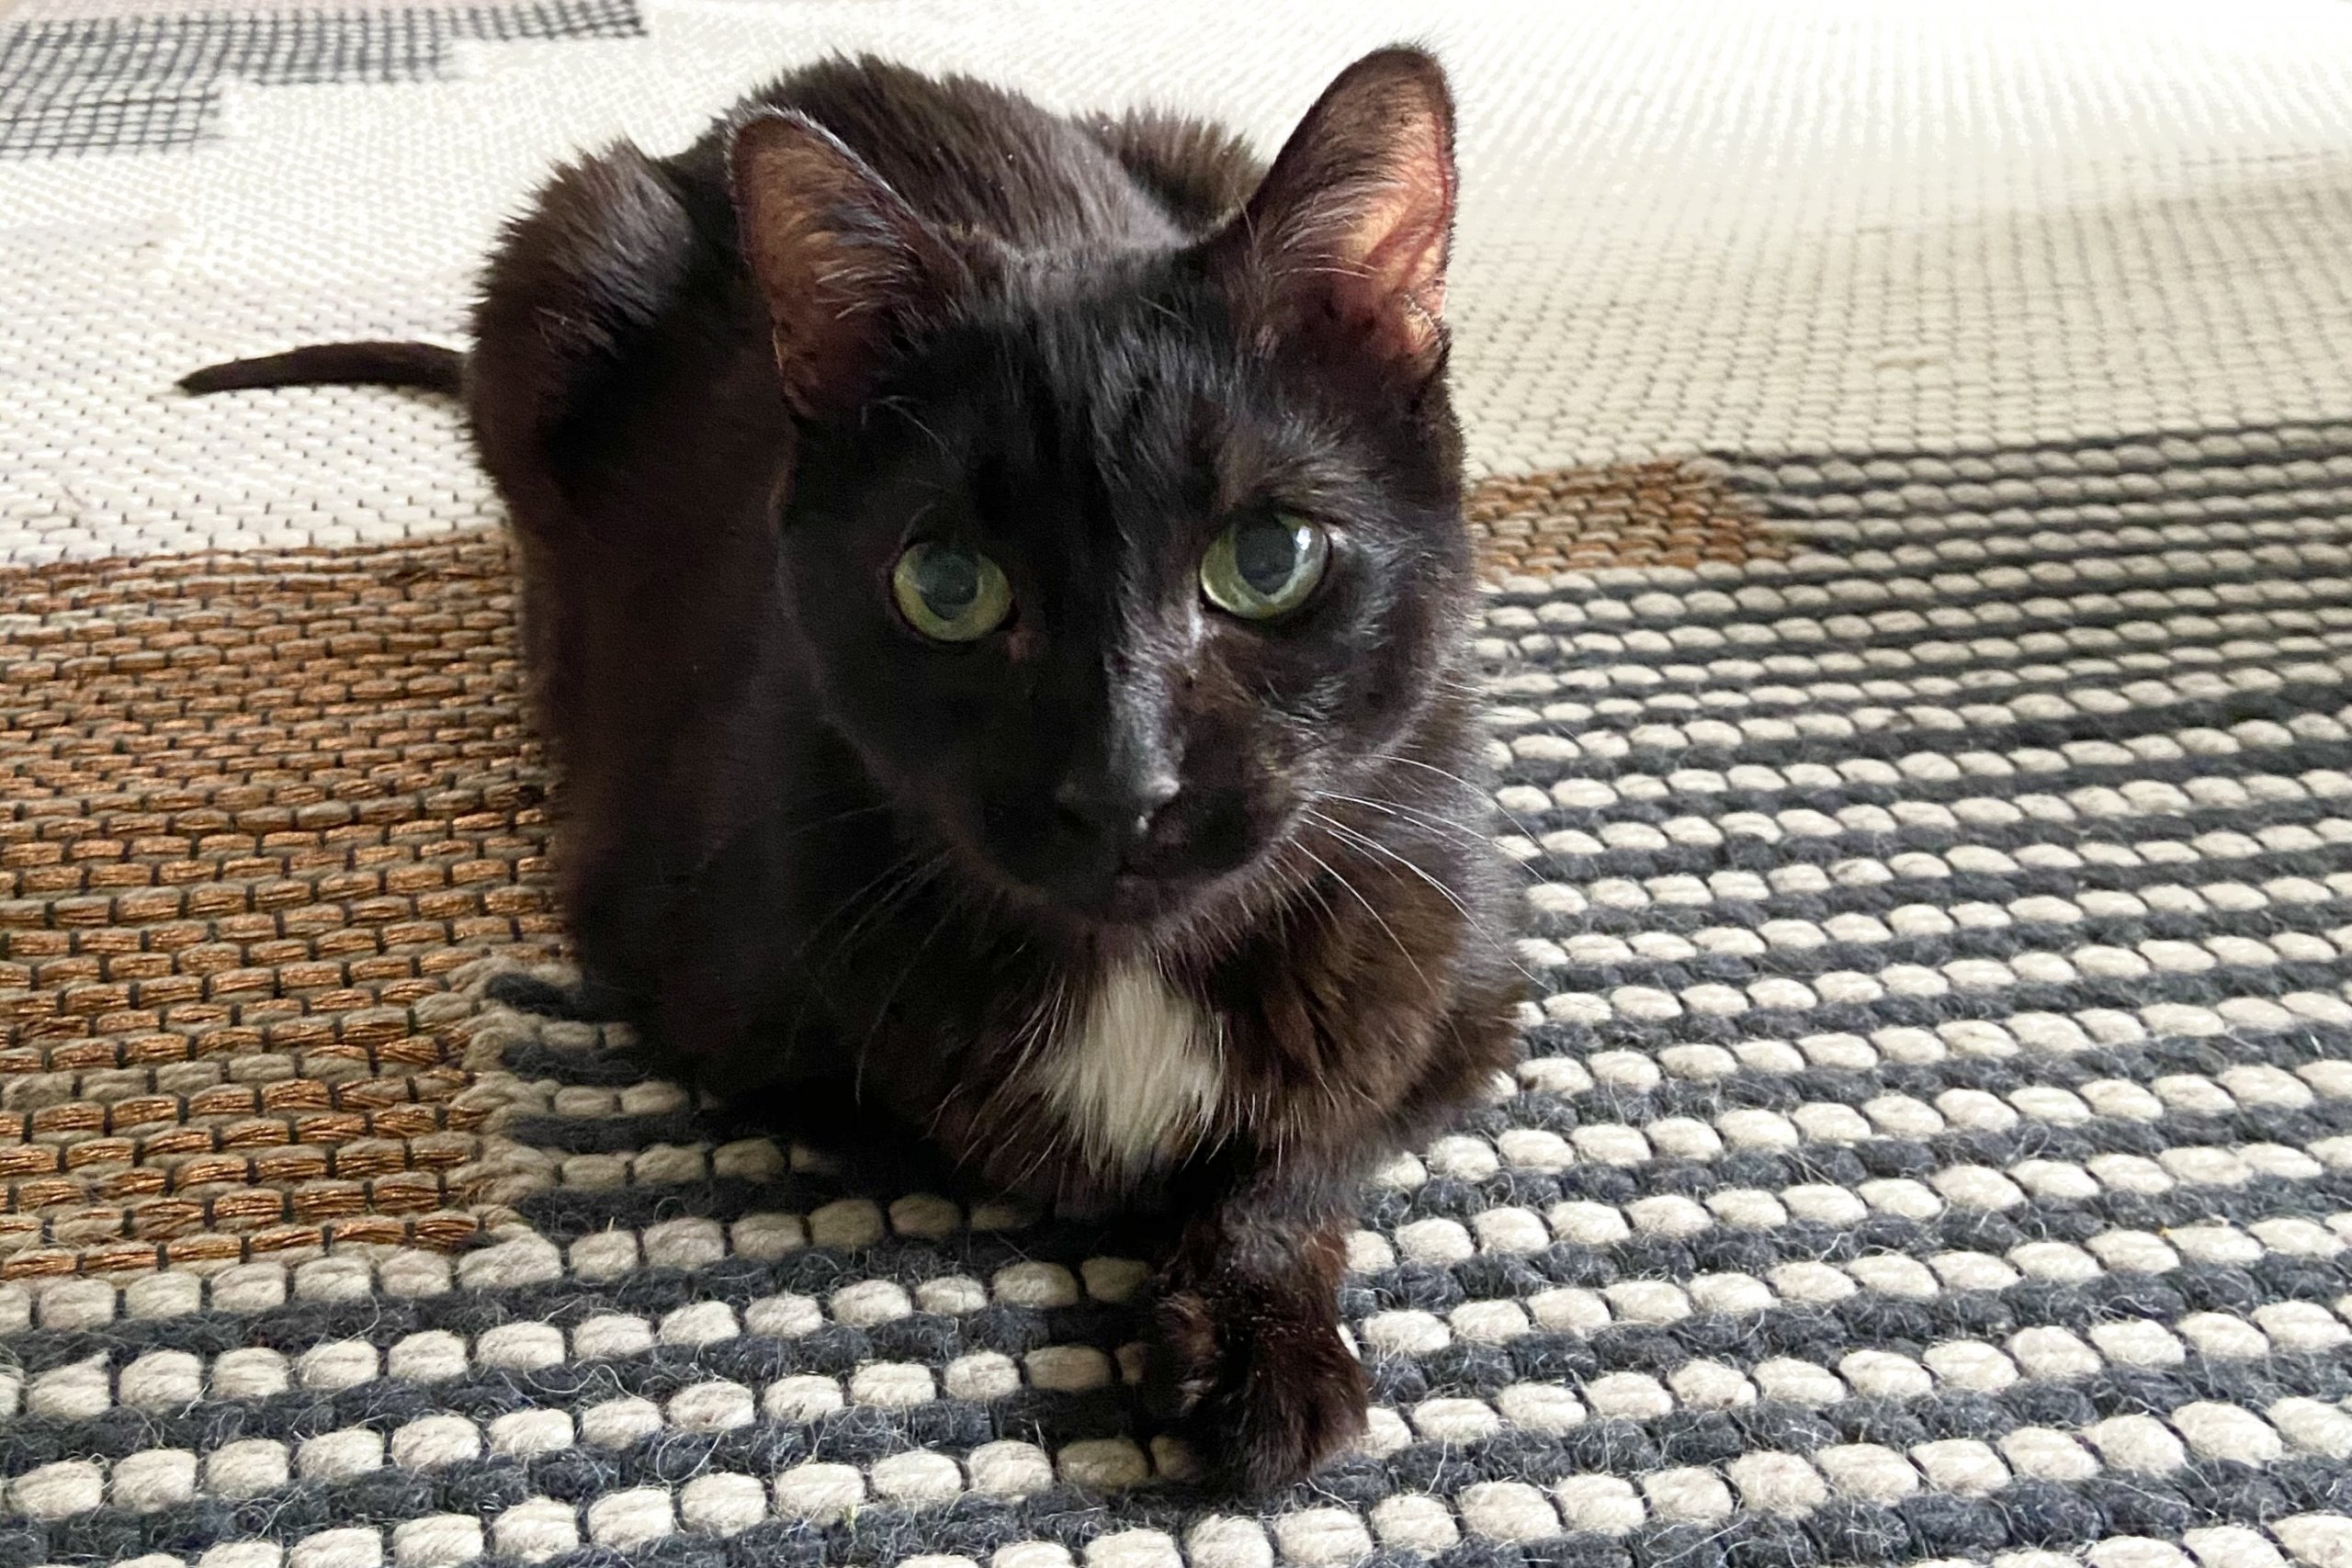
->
[[924, 297, 1360, 514]]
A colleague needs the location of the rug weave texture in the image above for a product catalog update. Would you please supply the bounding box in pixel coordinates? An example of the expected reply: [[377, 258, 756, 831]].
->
[[5, 5, 2352, 1568]]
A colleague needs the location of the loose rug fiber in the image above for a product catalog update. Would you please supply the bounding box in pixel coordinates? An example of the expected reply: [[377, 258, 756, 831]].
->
[[5, 5, 2352, 1568]]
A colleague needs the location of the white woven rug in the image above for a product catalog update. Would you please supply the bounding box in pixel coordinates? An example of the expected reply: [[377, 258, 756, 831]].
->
[[4, 7, 2352, 1568]]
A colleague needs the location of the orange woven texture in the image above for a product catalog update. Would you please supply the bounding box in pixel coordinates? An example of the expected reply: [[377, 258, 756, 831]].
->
[[0, 462, 1777, 1278], [0, 534, 556, 1278], [1467, 461, 1782, 578]]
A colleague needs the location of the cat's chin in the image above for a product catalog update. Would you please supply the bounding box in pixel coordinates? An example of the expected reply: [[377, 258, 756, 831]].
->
[[1030, 870, 1199, 933], [997, 864, 1236, 944], [1096, 871, 1193, 927]]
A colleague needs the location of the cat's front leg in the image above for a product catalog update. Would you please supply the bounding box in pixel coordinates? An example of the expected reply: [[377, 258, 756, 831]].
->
[[481, 967, 629, 1022], [1145, 1164, 1365, 1494]]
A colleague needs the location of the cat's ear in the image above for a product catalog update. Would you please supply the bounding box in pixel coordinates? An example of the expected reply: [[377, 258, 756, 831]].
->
[[1216, 48, 1457, 376], [729, 110, 962, 419]]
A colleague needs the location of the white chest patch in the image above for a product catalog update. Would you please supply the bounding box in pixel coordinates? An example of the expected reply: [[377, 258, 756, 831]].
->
[[1037, 960, 1224, 1177]]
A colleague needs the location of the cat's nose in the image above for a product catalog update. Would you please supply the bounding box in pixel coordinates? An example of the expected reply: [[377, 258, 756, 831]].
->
[[1055, 769, 1181, 852]]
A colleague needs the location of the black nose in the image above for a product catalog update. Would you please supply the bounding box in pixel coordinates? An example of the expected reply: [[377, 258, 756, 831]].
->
[[1054, 770, 1181, 853]]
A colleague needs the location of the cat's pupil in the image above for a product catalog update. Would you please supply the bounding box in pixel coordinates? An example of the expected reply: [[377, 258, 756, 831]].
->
[[918, 548, 981, 614], [1233, 519, 1302, 595]]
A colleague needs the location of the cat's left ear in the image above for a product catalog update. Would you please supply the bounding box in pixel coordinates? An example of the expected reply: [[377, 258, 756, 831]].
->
[[1215, 48, 1457, 377], [729, 109, 964, 419]]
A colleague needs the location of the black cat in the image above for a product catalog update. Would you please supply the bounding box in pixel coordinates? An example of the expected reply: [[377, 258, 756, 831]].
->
[[182, 47, 1524, 1491]]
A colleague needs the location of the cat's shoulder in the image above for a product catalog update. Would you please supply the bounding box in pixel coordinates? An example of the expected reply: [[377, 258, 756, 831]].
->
[[467, 138, 715, 509]]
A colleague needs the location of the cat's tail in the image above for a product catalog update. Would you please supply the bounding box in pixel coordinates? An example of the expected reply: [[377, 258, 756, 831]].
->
[[177, 341, 465, 397]]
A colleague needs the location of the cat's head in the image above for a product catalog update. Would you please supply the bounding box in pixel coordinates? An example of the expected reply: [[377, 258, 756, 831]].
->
[[731, 49, 1472, 936]]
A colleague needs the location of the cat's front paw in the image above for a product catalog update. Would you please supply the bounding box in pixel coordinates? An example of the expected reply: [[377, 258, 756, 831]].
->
[[482, 970, 598, 1020], [1147, 1279, 1367, 1494]]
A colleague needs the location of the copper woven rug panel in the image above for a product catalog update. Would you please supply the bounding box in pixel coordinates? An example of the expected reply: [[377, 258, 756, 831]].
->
[[0, 473, 1780, 1278], [0, 537, 558, 1279], [7, 4, 2352, 1568]]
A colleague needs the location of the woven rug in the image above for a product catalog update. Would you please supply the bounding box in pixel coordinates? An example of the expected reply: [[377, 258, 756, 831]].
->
[[6, 3, 2352, 1568]]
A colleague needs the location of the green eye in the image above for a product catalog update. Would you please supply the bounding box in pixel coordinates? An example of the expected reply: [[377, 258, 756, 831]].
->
[[1201, 513, 1329, 620], [892, 543, 1013, 642]]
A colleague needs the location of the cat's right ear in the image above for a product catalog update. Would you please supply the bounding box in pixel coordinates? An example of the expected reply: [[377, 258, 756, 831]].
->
[[728, 111, 961, 420]]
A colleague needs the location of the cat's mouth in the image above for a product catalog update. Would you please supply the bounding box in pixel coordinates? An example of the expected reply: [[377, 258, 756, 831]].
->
[[989, 853, 1207, 929], [981, 831, 1259, 935], [951, 780, 1285, 936]]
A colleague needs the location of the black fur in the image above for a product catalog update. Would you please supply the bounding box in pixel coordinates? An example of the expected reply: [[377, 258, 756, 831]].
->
[[178, 49, 1521, 1492]]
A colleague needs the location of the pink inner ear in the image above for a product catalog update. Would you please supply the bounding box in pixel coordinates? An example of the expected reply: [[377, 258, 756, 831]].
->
[[1352, 136, 1453, 342], [1233, 51, 1461, 372], [1330, 114, 1453, 359], [729, 111, 952, 419]]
